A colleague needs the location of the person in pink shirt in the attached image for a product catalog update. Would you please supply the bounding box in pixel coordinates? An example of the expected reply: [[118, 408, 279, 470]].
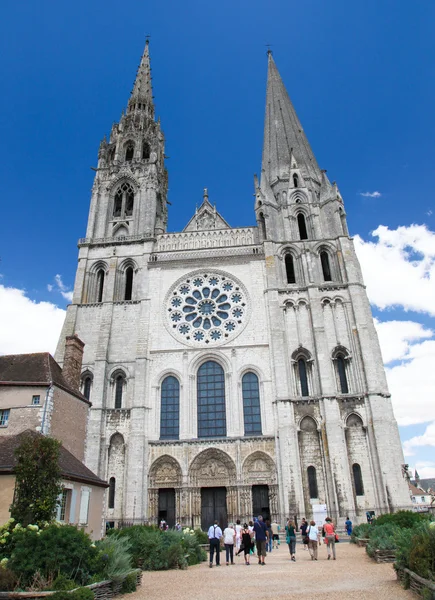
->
[[323, 517, 337, 560]]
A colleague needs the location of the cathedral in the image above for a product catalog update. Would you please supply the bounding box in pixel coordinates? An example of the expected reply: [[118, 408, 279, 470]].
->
[[55, 41, 411, 528]]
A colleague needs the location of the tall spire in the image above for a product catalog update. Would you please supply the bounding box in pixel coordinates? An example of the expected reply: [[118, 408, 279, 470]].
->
[[261, 52, 322, 186], [128, 39, 154, 117]]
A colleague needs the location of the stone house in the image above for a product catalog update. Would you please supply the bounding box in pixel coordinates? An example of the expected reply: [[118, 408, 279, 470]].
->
[[0, 431, 108, 539]]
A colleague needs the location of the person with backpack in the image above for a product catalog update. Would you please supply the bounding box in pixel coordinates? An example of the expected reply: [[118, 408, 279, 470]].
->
[[238, 522, 254, 565]]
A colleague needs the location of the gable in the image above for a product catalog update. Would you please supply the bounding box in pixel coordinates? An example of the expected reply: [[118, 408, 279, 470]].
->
[[183, 197, 230, 232]]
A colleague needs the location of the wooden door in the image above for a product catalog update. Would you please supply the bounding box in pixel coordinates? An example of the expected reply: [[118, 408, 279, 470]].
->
[[252, 485, 270, 521], [201, 487, 227, 530], [158, 488, 176, 528]]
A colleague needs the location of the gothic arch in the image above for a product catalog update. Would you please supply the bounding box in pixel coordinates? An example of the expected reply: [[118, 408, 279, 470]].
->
[[289, 190, 308, 204], [149, 455, 182, 487], [189, 448, 236, 487], [291, 347, 312, 362], [242, 451, 277, 485], [299, 415, 318, 432], [346, 413, 365, 428], [112, 222, 129, 237], [188, 350, 231, 377], [107, 173, 139, 194]]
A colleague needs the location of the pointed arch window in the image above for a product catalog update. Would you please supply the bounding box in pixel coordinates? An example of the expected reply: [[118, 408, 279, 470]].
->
[[82, 375, 92, 401], [307, 466, 318, 498], [125, 143, 134, 162], [108, 477, 115, 509], [142, 142, 150, 160], [124, 267, 133, 301], [336, 355, 349, 394], [242, 372, 262, 435], [160, 376, 180, 440], [259, 212, 267, 240], [114, 374, 125, 409], [96, 269, 105, 303], [298, 358, 309, 397], [297, 214, 308, 240], [197, 361, 226, 438], [352, 463, 364, 496], [113, 182, 135, 219], [285, 254, 296, 284], [320, 251, 332, 282], [293, 173, 299, 188]]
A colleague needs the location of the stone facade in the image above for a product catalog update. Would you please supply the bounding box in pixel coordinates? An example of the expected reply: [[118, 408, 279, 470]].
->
[[55, 43, 411, 527]]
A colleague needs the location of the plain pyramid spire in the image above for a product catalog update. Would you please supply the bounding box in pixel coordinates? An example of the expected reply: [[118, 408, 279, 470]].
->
[[128, 39, 154, 117], [261, 51, 322, 187]]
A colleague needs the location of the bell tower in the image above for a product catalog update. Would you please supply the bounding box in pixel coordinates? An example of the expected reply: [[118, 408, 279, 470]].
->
[[86, 40, 168, 240]]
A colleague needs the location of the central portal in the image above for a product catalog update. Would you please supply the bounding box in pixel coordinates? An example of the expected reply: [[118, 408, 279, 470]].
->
[[252, 484, 270, 521], [201, 487, 227, 530]]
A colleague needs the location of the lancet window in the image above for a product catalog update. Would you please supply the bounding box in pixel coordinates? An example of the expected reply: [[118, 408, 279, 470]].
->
[[113, 182, 135, 219], [197, 361, 226, 438], [242, 372, 262, 435], [160, 376, 180, 440]]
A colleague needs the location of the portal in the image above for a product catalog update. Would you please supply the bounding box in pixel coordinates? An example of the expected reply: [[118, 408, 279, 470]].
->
[[201, 487, 227, 530]]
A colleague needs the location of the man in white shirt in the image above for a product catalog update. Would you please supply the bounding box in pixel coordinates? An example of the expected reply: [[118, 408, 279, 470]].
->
[[207, 520, 223, 567]]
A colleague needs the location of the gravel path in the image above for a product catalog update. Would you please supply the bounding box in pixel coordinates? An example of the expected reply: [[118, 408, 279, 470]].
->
[[128, 542, 412, 600]]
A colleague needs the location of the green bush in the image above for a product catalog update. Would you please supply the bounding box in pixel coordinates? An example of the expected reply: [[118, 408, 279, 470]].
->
[[350, 523, 371, 542], [95, 534, 132, 582], [408, 524, 435, 581], [0, 567, 19, 591], [375, 511, 428, 530], [51, 592, 73, 600], [193, 529, 208, 545], [51, 575, 77, 591], [366, 524, 399, 557], [71, 587, 94, 600], [120, 572, 137, 594]]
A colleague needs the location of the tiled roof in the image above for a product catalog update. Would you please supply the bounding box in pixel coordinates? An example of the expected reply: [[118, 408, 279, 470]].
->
[[0, 431, 108, 488], [409, 482, 428, 495], [0, 352, 89, 404]]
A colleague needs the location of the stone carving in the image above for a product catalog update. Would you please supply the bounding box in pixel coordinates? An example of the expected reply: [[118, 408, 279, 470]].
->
[[199, 459, 227, 479], [149, 456, 182, 487], [189, 448, 236, 487], [243, 451, 277, 485]]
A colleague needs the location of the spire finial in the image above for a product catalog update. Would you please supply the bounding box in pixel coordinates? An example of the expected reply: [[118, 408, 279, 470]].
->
[[203, 187, 209, 201]]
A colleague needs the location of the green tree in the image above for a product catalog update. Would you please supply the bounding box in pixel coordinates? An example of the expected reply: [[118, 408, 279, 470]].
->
[[10, 433, 63, 526]]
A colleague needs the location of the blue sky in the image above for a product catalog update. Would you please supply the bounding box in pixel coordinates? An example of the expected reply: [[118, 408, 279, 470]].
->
[[1, 0, 434, 479]]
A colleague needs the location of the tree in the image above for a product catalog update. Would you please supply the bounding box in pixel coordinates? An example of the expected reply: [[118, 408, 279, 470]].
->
[[10, 433, 63, 526]]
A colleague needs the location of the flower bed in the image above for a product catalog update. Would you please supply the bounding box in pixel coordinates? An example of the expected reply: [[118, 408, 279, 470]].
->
[[395, 566, 435, 599]]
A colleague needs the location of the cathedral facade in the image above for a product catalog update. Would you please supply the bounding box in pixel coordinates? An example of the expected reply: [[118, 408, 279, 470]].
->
[[55, 42, 411, 528]]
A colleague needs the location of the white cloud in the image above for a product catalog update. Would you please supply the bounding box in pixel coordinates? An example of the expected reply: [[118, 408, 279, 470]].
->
[[403, 421, 435, 456], [0, 285, 66, 356], [47, 274, 73, 302], [374, 319, 433, 364], [409, 461, 435, 479], [354, 224, 435, 315], [359, 191, 382, 198]]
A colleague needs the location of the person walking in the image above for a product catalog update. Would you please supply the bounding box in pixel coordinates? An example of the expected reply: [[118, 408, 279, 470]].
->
[[253, 515, 268, 565], [300, 518, 308, 551], [240, 522, 253, 565], [324, 517, 337, 560], [271, 520, 280, 550], [223, 522, 236, 565], [345, 516, 353, 536], [207, 520, 223, 568], [266, 519, 273, 553], [235, 519, 243, 555], [307, 520, 320, 561], [285, 519, 297, 562]]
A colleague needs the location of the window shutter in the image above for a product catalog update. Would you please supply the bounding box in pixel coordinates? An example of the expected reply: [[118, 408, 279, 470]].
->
[[79, 489, 90, 525]]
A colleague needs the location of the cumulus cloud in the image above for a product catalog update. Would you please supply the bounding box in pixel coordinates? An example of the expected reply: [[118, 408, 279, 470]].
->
[[409, 461, 435, 479], [47, 274, 73, 302], [359, 191, 382, 198], [403, 422, 435, 457], [354, 224, 435, 315], [0, 285, 66, 356]]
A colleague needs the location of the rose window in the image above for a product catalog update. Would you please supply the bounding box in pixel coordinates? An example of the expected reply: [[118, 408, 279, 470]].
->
[[165, 271, 249, 346]]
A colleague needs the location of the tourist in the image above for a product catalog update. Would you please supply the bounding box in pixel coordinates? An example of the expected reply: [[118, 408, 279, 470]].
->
[[240, 522, 253, 565], [285, 519, 297, 562], [223, 522, 236, 565], [323, 517, 337, 560], [159, 519, 168, 531], [248, 520, 255, 554], [271, 519, 280, 549], [253, 515, 268, 565], [175, 522, 181, 531], [300, 517, 308, 551], [235, 519, 243, 554], [345, 516, 353, 536], [307, 520, 320, 561], [266, 519, 273, 552], [207, 520, 223, 568]]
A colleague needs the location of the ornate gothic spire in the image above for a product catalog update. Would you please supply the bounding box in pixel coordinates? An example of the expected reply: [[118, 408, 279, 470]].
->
[[261, 51, 322, 187], [128, 39, 154, 119]]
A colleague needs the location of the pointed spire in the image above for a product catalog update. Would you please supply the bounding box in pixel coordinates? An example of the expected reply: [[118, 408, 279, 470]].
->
[[261, 52, 322, 187], [128, 39, 154, 118]]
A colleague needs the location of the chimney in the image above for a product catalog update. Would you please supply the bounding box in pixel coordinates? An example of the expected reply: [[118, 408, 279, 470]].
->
[[62, 335, 85, 392]]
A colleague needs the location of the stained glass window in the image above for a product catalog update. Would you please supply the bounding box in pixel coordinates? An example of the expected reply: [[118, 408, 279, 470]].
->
[[160, 376, 180, 440], [242, 372, 262, 435], [197, 361, 226, 438]]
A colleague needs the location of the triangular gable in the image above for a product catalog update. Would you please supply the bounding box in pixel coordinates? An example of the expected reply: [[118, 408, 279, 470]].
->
[[183, 194, 231, 232]]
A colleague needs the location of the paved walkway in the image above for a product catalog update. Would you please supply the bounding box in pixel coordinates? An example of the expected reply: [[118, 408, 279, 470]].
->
[[130, 542, 412, 600]]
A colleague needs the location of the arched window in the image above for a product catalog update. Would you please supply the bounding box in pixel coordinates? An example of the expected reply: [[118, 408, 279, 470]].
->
[[352, 463, 364, 496], [96, 269, 105, 303], [124, 267, 133, 301], [320, 251, 332, 282], [293, 173, 298, 188], [82, 376, 92, 401], [197, 361, 226, 438], [242, 372, 262, 436], [142, 142, 150, 159], [108, 477, 115, 509], [336, 355, 349, 394], [113, 182, 135, 219], [285, 254, 296, 284], [125, 143, 134, 162], [307, 466, 318, 498], [114, 374, 124, 409], [340, 209, 348, 236], [160, 376, 180, 440], [298, 358, 309, 397], [259, 212, 266, 240], [297, 214, 308, 240]]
